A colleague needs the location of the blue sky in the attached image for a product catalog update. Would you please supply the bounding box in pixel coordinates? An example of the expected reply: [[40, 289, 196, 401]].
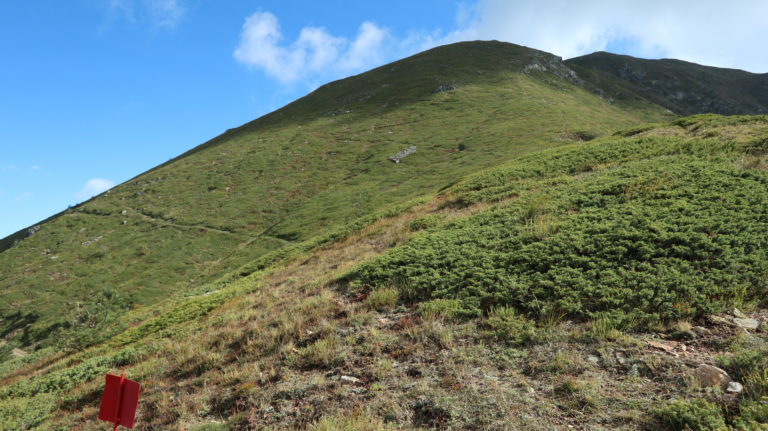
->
[[2, 0, 767, 238]]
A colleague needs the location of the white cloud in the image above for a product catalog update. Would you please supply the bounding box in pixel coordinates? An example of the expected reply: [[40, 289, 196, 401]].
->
[[447, 0, 768, 72], [103, 0, 185, 30], [233, 11, 389, 84], [76, 178, 117, 201], [144, 0, 185, 29], [234, 2, 767, 89]]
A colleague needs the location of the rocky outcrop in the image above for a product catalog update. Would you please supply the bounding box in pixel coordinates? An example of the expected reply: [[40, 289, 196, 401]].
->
[[522, 52, 583, 85]]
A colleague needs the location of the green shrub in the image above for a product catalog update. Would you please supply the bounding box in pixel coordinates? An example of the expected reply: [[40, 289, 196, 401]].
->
[[311, 411, 394, 431], [483, 307, 534, 345], [718, 346, 768, 400], [1, 347, 143, 398], [0, 393, 57, 430], [553, 377, 599, 412], [407, 214, 446, 232], [733, 400, 768, 430], [418, 299, 466, 320], [354, 137, 768, 326], [294, 334, 344, 369], [365, 287, 399, 312], [654, 399, 726, 431]]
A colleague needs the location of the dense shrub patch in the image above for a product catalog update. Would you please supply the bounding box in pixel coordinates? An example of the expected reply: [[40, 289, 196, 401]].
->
[[354, 130, 768, 326]]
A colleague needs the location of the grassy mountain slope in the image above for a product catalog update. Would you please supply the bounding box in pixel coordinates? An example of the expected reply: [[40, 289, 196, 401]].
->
[[567, 52, 768, 115], [1, 115, 766, 430], [0, 41, 672, 353]]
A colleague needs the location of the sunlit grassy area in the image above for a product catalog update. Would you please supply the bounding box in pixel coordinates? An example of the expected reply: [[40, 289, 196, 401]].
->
[[1, 115, 767, 430], [0, 41, 671, 353]]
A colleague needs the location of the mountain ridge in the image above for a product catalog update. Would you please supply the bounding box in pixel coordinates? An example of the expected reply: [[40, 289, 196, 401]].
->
[[567, 50, 768, 115]]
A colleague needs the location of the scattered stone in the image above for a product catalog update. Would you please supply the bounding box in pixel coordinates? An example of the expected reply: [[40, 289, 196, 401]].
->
[[733, 318, 760, 330], [434, 81, 458, 93], [586, 355, 600, 364], [340, 375, 363, 385], [727, 381, 744, 394], [647, 340, 676, 353], [733, 308, 747, 318], [692, 364, 731, 389], [81, 236, 103, 246], [708, 315, 734, 326], [11, 348, 28, 358], [388, 145, 417, 163]]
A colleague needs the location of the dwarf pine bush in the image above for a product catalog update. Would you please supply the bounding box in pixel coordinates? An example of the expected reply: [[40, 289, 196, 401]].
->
[[354, 127, 768, 327]]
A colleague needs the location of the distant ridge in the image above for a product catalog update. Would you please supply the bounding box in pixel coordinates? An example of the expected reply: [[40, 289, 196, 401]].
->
[[567, 51, 768, 115]]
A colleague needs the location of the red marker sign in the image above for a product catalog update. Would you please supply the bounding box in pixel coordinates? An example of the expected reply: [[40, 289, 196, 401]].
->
[[98, 373, 141, 430]]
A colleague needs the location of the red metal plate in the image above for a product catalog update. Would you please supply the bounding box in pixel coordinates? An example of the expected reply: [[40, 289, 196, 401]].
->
[[98, 374, 141, 429]]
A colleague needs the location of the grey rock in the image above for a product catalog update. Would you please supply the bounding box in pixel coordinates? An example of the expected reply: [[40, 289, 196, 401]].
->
[[726, 381, 744, 393], [388, 145, 417, 163], [733, 308, 747, 318], [587, 355, 600, 364], [340, 375, 363, 385], [615, 351, 629, 365], [434, 81, 458, 93], [733, 318, 760, 330]]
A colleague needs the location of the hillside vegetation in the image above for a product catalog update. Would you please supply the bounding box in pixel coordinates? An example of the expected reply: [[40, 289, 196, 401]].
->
[[567, 52, 768, 115], [0, 41, 672, 354], [1, 115, 767, 430]]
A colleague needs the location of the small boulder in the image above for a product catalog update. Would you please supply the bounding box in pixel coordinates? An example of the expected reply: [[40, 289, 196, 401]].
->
[[340, 375, 363, 385], [692, 364, 731, 389], [726, 381, 744, 394], [733, 318, 760, 330]]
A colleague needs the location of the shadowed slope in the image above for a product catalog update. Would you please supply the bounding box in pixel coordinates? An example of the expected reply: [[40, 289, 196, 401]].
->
[[567, 51, 768, 115]]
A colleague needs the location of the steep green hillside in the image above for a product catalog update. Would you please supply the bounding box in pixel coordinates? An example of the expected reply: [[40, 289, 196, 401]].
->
[[1, 115, 766, 430], [354, 115, 768, 324], [0, 41, 671, 353], [567, 52, 768, 115]]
